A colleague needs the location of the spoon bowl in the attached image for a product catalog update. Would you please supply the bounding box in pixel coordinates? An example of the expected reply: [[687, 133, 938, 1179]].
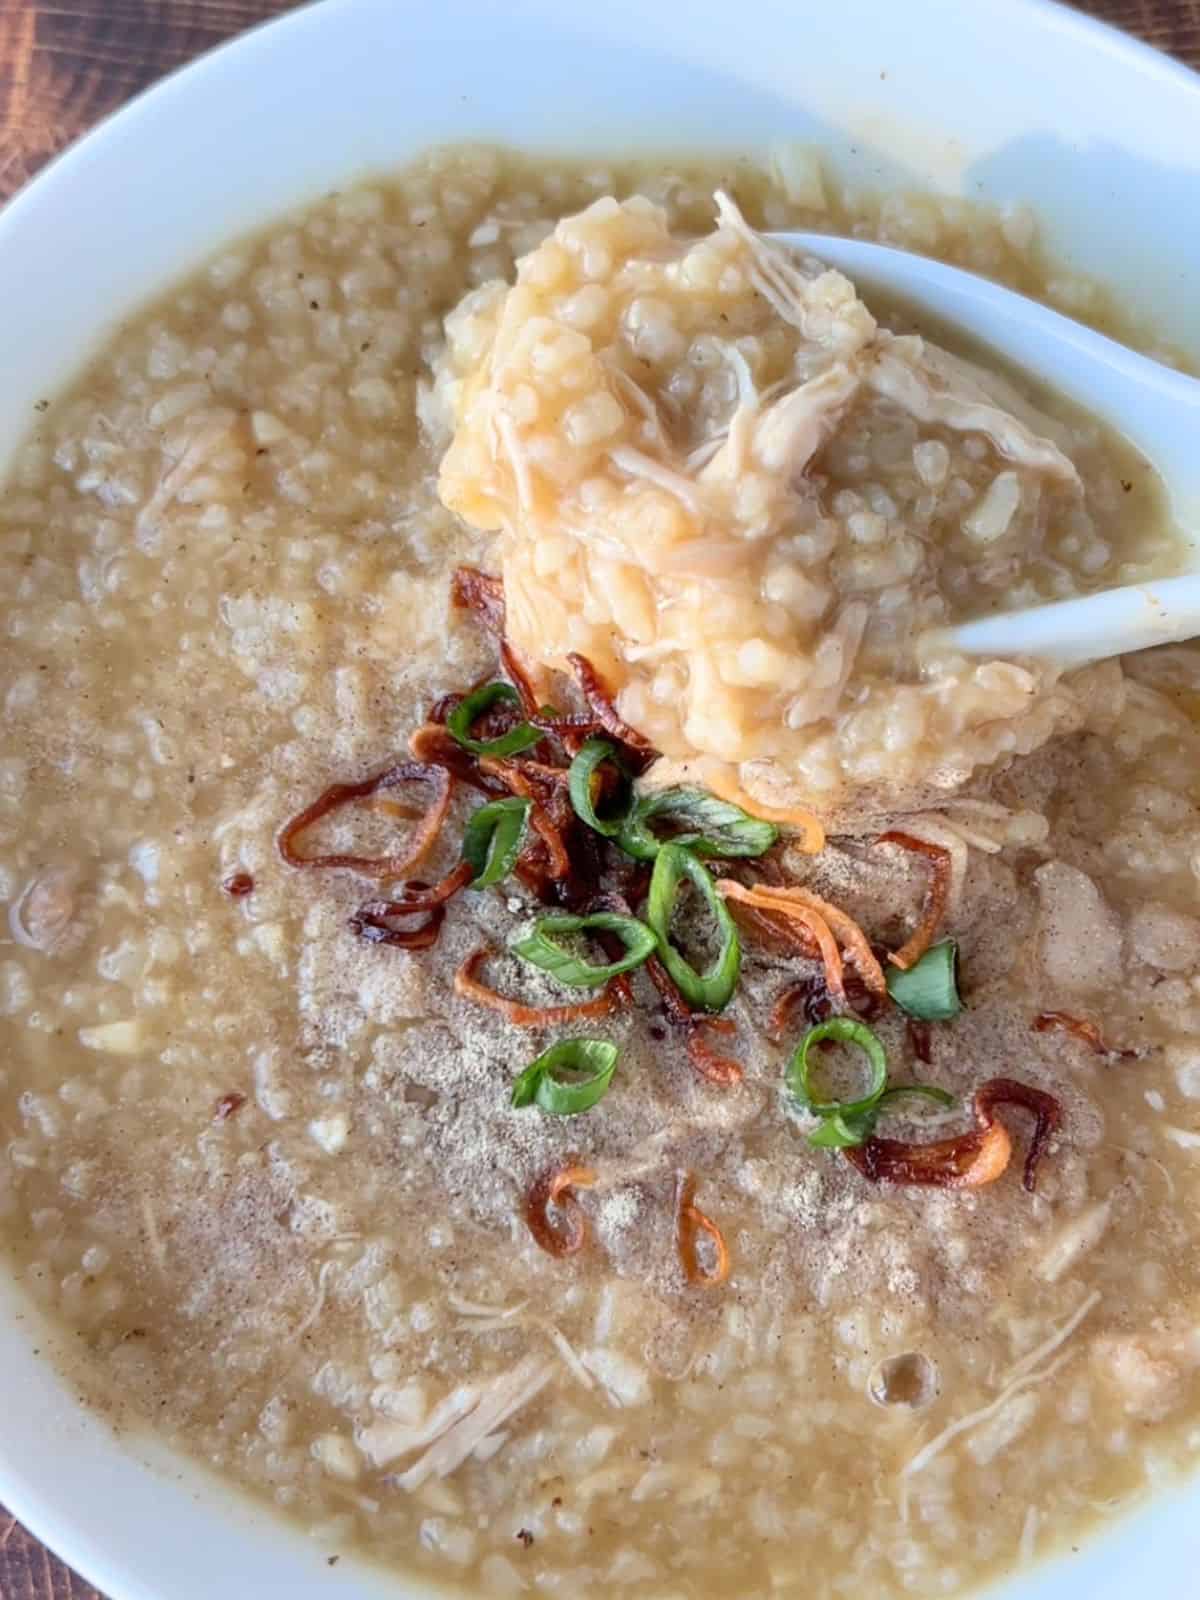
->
[[773, 231, 1200, 664]]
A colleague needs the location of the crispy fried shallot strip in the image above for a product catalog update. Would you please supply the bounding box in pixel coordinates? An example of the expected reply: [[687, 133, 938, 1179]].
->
[[847, 1076, 1061, 1193], [369, 796, 422, 821], [769, 976, 828, 1041], [724, 880, 884, 999], [479, 757, 571, 880], [769, 965, 886, 1038], [213, 1092, 246, 1123], [428, 691, 465, 724], [1034, 1011, 1136, 1060], [566, 653, 658, 758], [907, 1018, 933, 1065], [496, 758, 571, 791], [686, 1029, 745, 1087], [875, 831, 952, 970], [642, 954, 743, 1086], [278, 762, 451, 879], [644, 951, 701, 1028], [643, 957, 737, 1038], [675, 1173, 731, 1287], [717, 879, 845, 1003], [450, 565, 554, 724], [450, 565, 506, 633], [741, 900, 821, 958], [976, 1078, 1062, 1189], [408, 723, 508, 795], [454, 575, 655, 765], [525, 1159, 597, 1258], [350, 884, 448, 951], [847, 1118, 1012, 1190], [527, 710, 611, 761], [454, 947, 630, 1026], [526, 807, 571, 880], [500, 638, 541, 718], [356, 861, 473, 915], [707, 770, 825, 854], [793, 888, 887, 999]]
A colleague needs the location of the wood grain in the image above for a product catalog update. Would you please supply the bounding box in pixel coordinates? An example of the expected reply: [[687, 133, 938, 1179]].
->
[[0, 1, 298, 196], [0, 0, 1196, 1595]]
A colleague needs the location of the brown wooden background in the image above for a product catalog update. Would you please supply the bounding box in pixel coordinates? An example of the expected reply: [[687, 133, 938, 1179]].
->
[[0, 0, 1197, 1593]]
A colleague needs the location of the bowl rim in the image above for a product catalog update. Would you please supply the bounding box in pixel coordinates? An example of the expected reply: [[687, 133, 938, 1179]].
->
[[1, 2, 1199, 1597], [3, 0, 1199, 255]]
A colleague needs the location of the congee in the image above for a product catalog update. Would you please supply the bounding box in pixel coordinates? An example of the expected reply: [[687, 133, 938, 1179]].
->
[[1, 146, 1199, 1599]]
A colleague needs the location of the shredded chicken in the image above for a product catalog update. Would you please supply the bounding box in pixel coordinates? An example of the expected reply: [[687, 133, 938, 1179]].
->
[[136, 413, 241, 535], [358, 1383, 484, 1470], [698, 363, 861, 489], [452, 1295, 597, 1395], [866, 338, 1082, 486], [359, 1356, 553, 1490], [888, 815, 971, 914], [900, 1290, 1101, 1519]]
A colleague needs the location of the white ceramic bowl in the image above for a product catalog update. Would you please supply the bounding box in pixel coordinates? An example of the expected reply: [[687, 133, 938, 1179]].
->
[[1, 1, 1198, 1594]]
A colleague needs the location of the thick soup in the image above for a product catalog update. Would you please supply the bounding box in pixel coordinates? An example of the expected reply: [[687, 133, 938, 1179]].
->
[[1, 146, 1199, 1600]]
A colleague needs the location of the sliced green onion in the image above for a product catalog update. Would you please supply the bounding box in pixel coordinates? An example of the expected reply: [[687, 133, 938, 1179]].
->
[[646, 843, 741, 1012], [461, 796, 531, 887], [791, 1027, 957, 1149], [813, 1083, 958, 1150], [512, 910, 657, 988], [886, 939, 962, 1021], [447, 681, 541, 757], [876, 1083, 957, 1114], [807, 1110, 877, 1149], [511, 1038, 619, 1115], [567, 738, 633, 838], [618, 786, 779, 862], [787, 1016, 888, 1121]]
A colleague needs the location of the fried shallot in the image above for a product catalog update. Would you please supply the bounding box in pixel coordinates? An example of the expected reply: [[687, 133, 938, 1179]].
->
[[675, 1172, 731, 1287], [279, 761, 451, 879], [454, 947, 630, 1026], [525, 1159, 597, 1257], [706, 770, 825, 854], [1034, 1011, 1136, 1060], [717, 879, 846, 1003], [875, 831, 952, 970], [350, 883, 448, 951], [566, 653, 658, 759], [846, 1076, 1061, 1192], [642, 953, 744, 1086]]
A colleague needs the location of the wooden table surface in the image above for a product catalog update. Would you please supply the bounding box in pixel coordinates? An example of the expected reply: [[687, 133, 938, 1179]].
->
[[0, 0, 1197, 1593]]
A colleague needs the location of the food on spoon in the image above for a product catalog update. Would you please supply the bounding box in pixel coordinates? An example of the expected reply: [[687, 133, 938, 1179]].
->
[[436, 193, 1151, 816]]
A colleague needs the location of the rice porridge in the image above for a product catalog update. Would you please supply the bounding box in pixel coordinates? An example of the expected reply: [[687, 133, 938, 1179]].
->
[[2, 146, 1199, 1600]]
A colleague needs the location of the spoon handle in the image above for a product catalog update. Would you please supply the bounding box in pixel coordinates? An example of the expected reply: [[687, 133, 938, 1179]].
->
[[774, 230, 1200, 666], [946, 574, 1200, 665], [772, 231, 1200, 498]]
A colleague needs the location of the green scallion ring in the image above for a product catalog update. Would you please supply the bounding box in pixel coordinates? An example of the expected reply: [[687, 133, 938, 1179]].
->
[[512, 910, 657, 988], [807, 1110, 877, 1150], [798, 1077, 956, 1151], [447, 681, 541, 758], [787, 1016, 888, 1121], [876, 1083, 957, 1114], [885, 939, 962, 1021], [461, 796, 532, 888], [646, 842, 741, 1012], [617, 786, 779, 862], [567, 738, 633, 838], [510, 1038, 620, 1115]]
